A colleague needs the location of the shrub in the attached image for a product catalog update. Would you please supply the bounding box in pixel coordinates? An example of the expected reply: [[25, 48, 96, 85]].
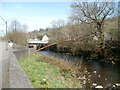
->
[[2, 31, 27, 46]]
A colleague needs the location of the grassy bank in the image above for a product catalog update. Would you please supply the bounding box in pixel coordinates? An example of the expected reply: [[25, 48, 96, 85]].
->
[[19, 53, 82, 88]]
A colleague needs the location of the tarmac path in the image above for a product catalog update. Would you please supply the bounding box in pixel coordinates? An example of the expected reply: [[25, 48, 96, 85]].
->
[[0, 41, 10, 88], [0, 41, 33, 88]]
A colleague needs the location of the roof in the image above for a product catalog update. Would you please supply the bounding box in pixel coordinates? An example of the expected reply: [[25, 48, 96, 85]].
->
[[28, 40, 48, 44]]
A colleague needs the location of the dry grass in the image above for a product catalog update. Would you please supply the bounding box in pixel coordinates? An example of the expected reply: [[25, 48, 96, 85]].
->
[[36, 52, 78, 74]]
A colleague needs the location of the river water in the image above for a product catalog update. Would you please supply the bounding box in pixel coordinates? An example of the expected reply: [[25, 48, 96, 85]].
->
[[39, 50, 120, 88]]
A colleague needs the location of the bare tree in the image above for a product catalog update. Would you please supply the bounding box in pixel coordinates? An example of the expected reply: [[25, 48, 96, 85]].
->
[[50, 19, 66, 29], [9, 20, 22, 32], [6, 20, 28, 46], [70, 0, 115, 56]]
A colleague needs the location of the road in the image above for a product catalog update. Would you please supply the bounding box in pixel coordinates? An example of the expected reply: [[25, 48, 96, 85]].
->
[[0, 41, 10, 88]]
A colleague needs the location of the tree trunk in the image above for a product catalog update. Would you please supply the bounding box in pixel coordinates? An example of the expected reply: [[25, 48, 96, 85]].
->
[[97, 23, 105, 57]]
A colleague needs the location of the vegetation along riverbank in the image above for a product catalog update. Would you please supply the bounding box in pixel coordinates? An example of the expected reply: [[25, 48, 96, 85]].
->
[[19, 53, 120, 88], [19, 54, 83, 88]]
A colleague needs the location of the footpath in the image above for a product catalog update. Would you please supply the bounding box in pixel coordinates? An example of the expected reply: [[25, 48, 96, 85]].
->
[[1, 42, 10, 88], [1, 41, 34, 88]]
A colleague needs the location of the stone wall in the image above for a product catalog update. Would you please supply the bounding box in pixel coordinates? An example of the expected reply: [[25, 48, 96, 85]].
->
[[13, 48, 36, 60], [10, 48, 35, 88], [10, 51, 34, 88]]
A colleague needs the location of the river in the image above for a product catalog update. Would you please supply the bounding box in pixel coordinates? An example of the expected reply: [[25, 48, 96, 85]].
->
[[39, 50, 120, 88]]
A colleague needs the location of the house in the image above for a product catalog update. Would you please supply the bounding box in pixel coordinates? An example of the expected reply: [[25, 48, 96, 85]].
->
[[28, 35, 49, 50]]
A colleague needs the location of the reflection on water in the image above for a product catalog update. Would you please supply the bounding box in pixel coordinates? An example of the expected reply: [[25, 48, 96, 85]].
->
[[39, 51, 120, 88]]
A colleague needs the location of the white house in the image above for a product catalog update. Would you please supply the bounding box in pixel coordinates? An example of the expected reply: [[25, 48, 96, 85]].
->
[[28, 35, 49, 45], [41, 35, 49, 43]]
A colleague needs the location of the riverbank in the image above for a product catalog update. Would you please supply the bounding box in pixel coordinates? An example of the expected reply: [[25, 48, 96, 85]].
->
[[19, 53, 82, 88], [50, 49, 120, 64], [39, 50, 120, 89]]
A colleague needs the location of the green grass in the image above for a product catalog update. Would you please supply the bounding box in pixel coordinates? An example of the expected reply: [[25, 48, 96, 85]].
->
[[19, 54, 82, 88]]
